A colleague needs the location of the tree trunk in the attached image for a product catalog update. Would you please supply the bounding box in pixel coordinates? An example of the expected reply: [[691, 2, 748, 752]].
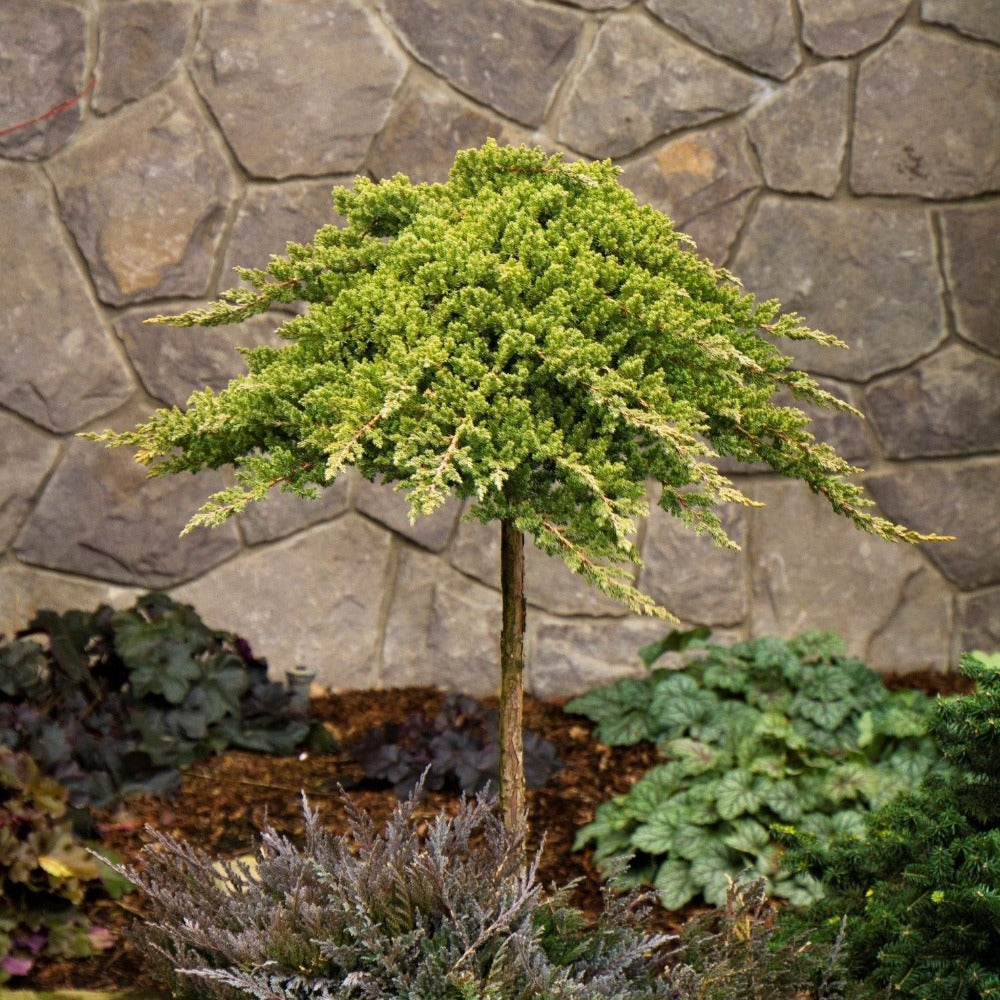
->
[[499, 518, 526, 844]]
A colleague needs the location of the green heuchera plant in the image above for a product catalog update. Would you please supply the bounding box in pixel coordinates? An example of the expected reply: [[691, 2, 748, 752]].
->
[[0, 747, 111, 982], [567, 631, 943, 909], [0, 592, 313, 812], [110, 783, 677, 999], [778, 651, 1000, 999], [84, 140, 943, 837]]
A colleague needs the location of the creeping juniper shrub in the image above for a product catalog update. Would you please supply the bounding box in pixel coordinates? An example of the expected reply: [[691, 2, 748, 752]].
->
[[112, 781, 678, 999], [779, 651, 1000, 999]]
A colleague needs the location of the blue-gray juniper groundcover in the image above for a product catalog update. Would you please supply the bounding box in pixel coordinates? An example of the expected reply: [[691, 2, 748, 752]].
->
[[85, 141, 947, 838]]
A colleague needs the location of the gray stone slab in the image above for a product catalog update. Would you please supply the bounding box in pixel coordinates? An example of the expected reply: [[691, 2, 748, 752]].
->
[[93, 0, 194, 113], [15, 439, 240, 588], [638, 502, 748, 625], [367, 85, 526, 184], [922, 0, 1000, 44], [866, 460, 1000, 590], [0, 1, 87, 160], [798, 0, 908, 57], [0, 414, 60, 551], [559, 0, 630, 8], [864, 345, 1000, 459], [193, 0, 405, 178], [354, 477, 460, 552], [221, 181, 347, 290], [47, 80, 235, 305], [175, 515, 392, 687], [239, 476, 351, 546], [529, 615, 672, 701], [619, 119, 761, 265], [939, 204, 1000, 357], [383, 544, 502, 695], [851, 27, 1000, 198], [746, 64, 849, 197], [450, 516, 630, 616], [1, 164, 134, 433], [747, 477, 952, 672], [0, 564, 140, 641], [556, 13, 762, 158], [958, 588, 1000, 655], [378, 0, 582, 127], [116, 311, 282, 408], [730, 197, 945, 379], [646, 0, 800, 79]]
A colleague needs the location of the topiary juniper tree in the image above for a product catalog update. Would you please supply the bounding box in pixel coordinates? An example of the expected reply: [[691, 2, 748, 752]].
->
[[86, 141, 945, 842]]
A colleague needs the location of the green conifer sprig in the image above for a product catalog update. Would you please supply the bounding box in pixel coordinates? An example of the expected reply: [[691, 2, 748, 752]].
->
[[84, 141, 947, 618]]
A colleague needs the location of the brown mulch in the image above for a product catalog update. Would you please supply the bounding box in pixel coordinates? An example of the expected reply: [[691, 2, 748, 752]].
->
[[21, 669, 973, 992]]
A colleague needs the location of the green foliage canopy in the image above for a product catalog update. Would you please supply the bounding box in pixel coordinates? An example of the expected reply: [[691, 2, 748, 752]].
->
[[87, 141, 939, 618]]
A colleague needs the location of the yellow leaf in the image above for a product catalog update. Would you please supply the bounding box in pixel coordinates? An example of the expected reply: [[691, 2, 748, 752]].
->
[[38, 854, 75, 879]]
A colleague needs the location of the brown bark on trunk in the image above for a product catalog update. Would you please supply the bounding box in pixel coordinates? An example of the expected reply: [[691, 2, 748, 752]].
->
[[499, 517, 526, 844]]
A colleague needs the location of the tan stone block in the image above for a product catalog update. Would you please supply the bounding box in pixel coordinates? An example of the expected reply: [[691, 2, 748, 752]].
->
[[48, 80, 235, 305], [379, 0, 582, 127], [450, 517, 630, 616], [639, 502, 748, 626], [620, 119, 761, 264], [355, 477, 460, 553], [731, 197, 945, 379], [747, 477, 952, 671], [193, 0, 406, 177], [557, 14, 762, 158], [646, 0, 800, 79], [746, 64, 849, 197], [799, 0, 908, 57], [93, 0, 193, 113], [851, 28, 1000, 198], [0, 1, 87, 159], [1, 165, 134, 432], [0, 564, 140, 639], [0, 414, 60, 551], [15, 439, 240, 588], [174, 515, 393, 687], [382, 545, 502, 695]]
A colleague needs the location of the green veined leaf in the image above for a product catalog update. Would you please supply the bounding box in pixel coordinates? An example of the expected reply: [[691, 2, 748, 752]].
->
[[572, 800, 632, 851], [723, 817, 771, 856], [714, 769, 761, 820], [621, 763, 689, 820], [691, 848, 743, 907], [655, 858, 700, 910], [670, 821, 719, 861], [791, 693, 852, 731], [665, 737, 718, 770], [762, 779, 804, 821]]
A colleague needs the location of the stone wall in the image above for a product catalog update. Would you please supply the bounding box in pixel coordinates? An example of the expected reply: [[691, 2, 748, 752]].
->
[[2, 0, 997, 696]]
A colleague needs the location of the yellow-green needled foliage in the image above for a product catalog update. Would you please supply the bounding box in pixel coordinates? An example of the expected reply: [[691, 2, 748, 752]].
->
[[85, 141, 945, 620]]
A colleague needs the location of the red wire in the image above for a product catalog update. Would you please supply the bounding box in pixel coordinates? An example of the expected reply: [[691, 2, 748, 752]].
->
[[0, 74, 97, 139]]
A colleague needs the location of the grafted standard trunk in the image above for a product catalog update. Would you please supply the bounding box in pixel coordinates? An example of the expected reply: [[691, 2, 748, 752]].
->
[[498, 518, 526, 843]]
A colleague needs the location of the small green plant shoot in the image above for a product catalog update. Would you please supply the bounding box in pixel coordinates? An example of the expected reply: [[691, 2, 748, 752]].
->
[[85, 141, 945, 839]]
